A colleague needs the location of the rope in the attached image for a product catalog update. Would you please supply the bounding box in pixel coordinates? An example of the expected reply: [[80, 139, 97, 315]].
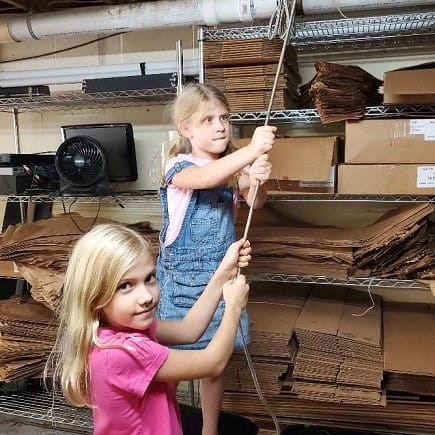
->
[[236, 2, 297, 434]]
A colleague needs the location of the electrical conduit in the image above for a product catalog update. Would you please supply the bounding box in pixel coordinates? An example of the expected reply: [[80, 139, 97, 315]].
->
[[1, 0, 434, 43]]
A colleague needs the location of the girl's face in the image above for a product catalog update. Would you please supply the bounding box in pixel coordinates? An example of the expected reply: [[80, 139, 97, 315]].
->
[[181, 100, 230, 160], [100, 251, 159, 331]]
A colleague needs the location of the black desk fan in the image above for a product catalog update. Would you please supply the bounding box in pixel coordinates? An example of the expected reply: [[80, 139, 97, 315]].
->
[[55, 135, 112, 195]]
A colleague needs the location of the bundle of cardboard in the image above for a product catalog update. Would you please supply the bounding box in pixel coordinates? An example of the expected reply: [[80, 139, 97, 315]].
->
[[204, 38, 301, 112], [301, 61, 383, 123]]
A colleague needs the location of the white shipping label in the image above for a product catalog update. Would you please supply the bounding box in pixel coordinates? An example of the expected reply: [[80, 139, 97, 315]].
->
[[417, 166, 435, 188], [409, 119, 435, 140]]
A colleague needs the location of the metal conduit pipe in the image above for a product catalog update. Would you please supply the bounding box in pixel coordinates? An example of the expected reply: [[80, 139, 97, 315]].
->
[[0, 0, 434, 44], [0, 0, 275, 43]]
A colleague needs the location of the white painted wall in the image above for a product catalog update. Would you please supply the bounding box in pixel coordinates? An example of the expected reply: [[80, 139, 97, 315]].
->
[[0, 26, 197, 190]]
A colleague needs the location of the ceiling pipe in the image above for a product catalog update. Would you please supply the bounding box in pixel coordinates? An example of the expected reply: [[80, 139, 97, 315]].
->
[[0, 0, 275, 43], [0, 0, 434, 44]]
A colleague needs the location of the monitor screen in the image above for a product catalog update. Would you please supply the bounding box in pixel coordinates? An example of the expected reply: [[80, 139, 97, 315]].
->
[[61, 123, 138, 183]]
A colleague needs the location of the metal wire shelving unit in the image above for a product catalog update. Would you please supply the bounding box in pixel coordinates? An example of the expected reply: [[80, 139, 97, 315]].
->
[[229, 104, 435, 124], [0, 385, 194, 433], [201, 11, 435, 51], [0, 88, 177, 113], [2, 193, 434, 204], [0, 389, 92, 433], [265, 194, 435, 203], [248, 273, 431, 290], [0, 190, 160, 204], [201, 12, 435, 293]]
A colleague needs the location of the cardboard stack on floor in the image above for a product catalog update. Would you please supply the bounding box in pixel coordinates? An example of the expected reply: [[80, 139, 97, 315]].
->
[[224, 283, 309, 396], [204, 38, 301, 111], [383, 302, 435, 399], [290, 287, 384, 405], [222, 285, 435, 433]]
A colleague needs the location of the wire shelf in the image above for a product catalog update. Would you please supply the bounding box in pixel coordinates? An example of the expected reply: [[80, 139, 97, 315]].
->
[[0, 89, 177, 112], [0, 191, 160, 204], [2, 193, 434, 204], [202, 12, 435, 51], [0, 389, 92, 433], [0, 385, 194, 432], [248, 274, 431, 290], [266, 194, 435, 203], [295, 11, 435, 51], [229, 105, 435, 124]]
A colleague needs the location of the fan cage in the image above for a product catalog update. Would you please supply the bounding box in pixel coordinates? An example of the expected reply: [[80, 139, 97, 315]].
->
[[55, 135, 107, 187]]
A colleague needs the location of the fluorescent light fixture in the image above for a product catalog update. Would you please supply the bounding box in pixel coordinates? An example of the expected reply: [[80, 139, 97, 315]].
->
[[0, 59, 199, 87]]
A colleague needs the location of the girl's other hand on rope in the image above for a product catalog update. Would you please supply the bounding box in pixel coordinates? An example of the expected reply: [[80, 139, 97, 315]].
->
[[223, 275, 249, 311], [219, 239, 252, 279], [248, 125, 276, 158], [249, 154, 272, 186]]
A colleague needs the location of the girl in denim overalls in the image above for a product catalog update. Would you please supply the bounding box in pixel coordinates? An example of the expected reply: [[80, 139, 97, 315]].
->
[[157, 83, 275, 435]]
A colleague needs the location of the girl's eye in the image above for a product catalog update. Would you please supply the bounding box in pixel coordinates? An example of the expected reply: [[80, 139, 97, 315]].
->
[[117, 282, 131, 291], [221, 114, 229, 122], [145, 273, 156, 284]]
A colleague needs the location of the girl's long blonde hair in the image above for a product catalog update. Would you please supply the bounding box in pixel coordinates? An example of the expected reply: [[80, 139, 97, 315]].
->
[[163, 82, 237, 185], [46, 223, 151, 407]]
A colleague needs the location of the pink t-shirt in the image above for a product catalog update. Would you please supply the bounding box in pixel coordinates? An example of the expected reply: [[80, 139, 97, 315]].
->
[[163, 153, 241, 246], [89, 321, 181, 435]]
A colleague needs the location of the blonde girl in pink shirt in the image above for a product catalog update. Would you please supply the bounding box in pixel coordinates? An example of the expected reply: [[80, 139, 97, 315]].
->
[[46, 223, 252, 435]]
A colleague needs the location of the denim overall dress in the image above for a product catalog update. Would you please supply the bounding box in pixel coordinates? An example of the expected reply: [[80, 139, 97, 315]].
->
[[156, 160, 250, 349]]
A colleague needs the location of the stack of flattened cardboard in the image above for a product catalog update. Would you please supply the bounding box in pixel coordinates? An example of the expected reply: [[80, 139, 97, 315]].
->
[[290, 287, 384, 405], [304, 61, 383, 123], [204, 39, 301, 112], [242, 202, 435, 280], [0, 296, 57, 381], [222, 288, 435, 433], [224, 283, 309, 396], [383, 302, 435, 399], [222, 390, 435, 434], [0, 213, 159, 311]]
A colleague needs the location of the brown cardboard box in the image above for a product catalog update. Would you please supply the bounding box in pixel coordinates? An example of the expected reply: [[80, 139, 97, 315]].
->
[[345, 119, 435, 164], [338, 164, 435, 195], [383, 64, 435, 105], [234, 136, 338, 194], [0, 260, 21, 278]]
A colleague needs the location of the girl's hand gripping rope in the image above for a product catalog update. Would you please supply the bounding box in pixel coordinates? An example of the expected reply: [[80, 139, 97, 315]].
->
[[223, 275, 250, 312], [218, 239, 252, 280]]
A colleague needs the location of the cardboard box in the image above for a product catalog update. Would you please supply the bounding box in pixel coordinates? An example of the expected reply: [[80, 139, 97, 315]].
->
[[0, 260, 21, 278], [338, 164, 435, 195], [383, 63, 435, 105], [234, 136, 338, 194], [345, 119, 435, 164]]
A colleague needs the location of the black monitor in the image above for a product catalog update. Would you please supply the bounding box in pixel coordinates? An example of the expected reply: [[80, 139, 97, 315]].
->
[[61, 123, 138, 183]]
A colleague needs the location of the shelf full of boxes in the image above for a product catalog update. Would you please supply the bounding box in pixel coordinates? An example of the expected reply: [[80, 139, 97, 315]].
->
[[200, 9, 435, 435]]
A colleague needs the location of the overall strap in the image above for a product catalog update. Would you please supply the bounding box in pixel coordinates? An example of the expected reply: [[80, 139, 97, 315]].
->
[[163, 160, 195, 187]]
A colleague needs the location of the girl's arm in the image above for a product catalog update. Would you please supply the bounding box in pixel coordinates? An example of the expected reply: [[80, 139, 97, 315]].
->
[[172, 126, 276, 189], [155, 239, 251, 345], [154, 275, 249, 382]]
